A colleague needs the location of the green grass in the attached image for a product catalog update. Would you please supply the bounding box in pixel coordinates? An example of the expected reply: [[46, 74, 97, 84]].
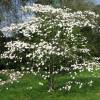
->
[[0, 70, 100, 100]]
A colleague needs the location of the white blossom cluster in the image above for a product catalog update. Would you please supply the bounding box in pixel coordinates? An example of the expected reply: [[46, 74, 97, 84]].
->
[[1, 17, 39, 37], [1, 40, 31, 59], [22, 3, 99, 32], [1, 3, 99, 37], [0, 69, 23, 86]]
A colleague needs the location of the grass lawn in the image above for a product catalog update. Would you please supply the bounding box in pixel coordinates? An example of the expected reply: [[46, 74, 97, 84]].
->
[[0, 70, 100, 100]]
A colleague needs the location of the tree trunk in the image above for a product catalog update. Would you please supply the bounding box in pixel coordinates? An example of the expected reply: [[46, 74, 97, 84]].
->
[[48, 65, 54, 92], [48, 76, 54, 92]]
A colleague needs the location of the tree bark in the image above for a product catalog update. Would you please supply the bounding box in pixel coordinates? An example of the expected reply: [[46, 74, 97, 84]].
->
[[48, 76, 54, 92], [48, 65, 54, 92]]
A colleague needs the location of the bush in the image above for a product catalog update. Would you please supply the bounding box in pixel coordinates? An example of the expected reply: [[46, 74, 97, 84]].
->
[[0, 4, 99, 91]]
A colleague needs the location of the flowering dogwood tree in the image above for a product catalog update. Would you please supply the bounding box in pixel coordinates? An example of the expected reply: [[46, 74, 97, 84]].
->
[[1, 4, 100, 92]]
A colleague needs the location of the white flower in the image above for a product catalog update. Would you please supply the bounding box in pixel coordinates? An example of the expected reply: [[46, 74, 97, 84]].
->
[[39, 82, 44, 86]]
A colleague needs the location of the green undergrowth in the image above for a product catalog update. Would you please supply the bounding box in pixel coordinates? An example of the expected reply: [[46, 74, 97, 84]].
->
[[0, 70, 100, 100]]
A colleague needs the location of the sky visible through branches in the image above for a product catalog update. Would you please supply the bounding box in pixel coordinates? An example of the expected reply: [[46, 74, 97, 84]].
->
[[95, 0, 100, 4]]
